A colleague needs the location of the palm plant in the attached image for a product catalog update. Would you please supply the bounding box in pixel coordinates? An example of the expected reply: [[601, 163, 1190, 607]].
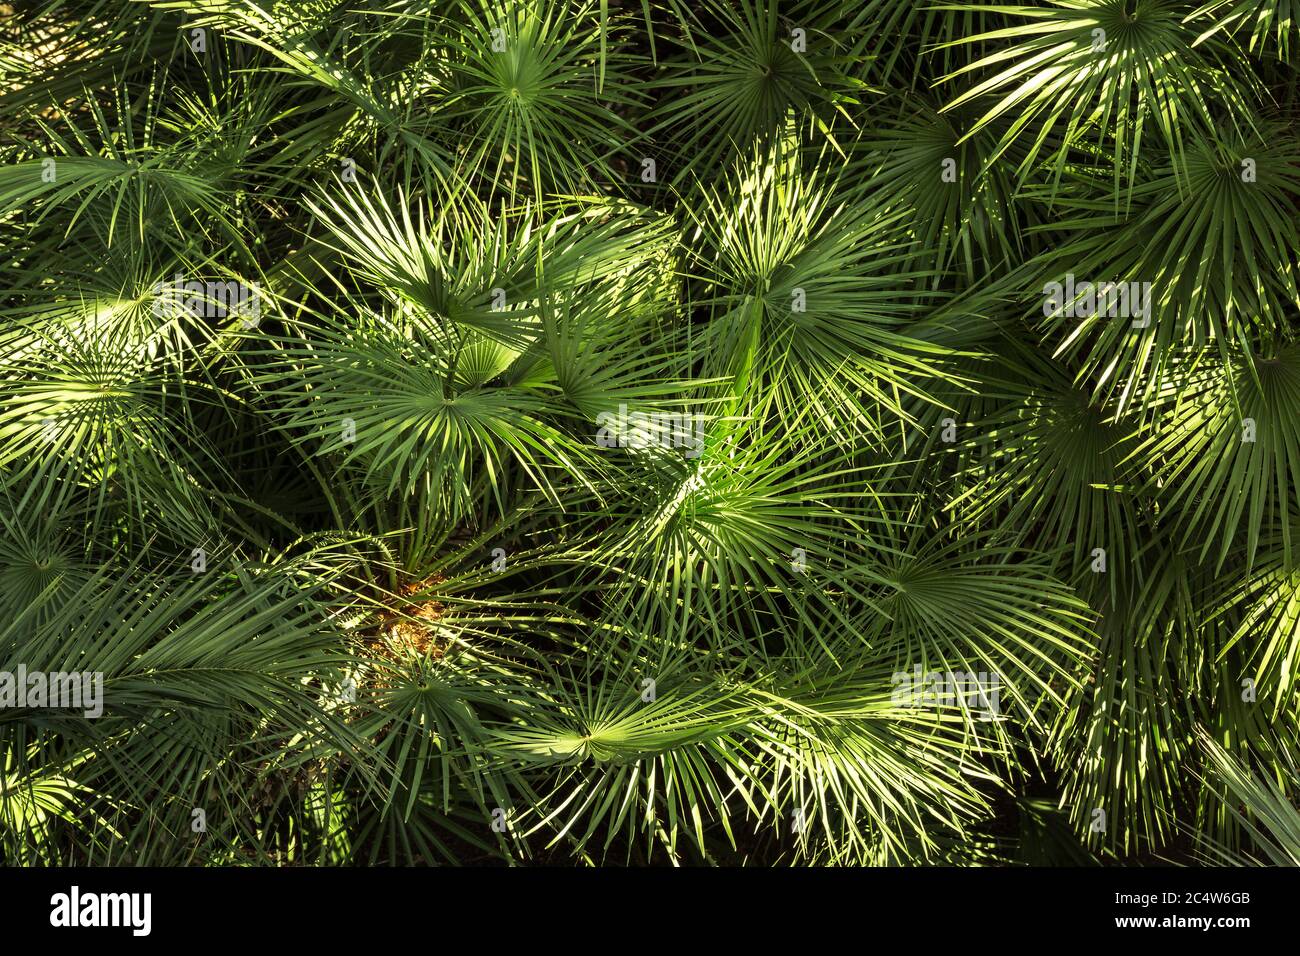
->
[[1, 0, 1298, 867]]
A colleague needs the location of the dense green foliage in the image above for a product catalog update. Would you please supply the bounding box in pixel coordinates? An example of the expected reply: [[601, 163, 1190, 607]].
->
[[2, 0, 1299, 866]]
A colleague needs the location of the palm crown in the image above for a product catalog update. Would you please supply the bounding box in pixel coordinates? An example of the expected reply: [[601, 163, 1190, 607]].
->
[[1, 0, 1298, 866]]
